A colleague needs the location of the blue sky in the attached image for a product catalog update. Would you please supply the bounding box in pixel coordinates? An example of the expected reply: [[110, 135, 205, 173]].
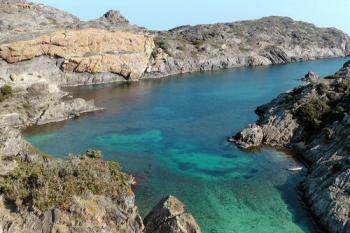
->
[[33, 0, 350, 34]]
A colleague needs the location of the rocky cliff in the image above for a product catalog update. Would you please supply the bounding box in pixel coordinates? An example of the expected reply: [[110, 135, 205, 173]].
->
[[146, 17, 350, 78], [1, 1, 349, 86], [231, 61, 350, 233], [0, 28, 154, 81]]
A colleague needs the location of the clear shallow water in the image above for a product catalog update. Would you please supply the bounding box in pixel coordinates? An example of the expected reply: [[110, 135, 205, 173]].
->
[[25, 57, 349, 233]]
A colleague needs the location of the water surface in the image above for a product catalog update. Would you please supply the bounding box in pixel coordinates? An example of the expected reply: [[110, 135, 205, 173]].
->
[[25, 57, 349, 233]]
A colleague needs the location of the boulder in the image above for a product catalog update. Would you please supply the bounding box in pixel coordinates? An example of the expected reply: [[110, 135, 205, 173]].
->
[[231, 124, 264, 149], [303, 71, 320, 84], [9, 73, 17, 81], [144, 195, 201, 233]]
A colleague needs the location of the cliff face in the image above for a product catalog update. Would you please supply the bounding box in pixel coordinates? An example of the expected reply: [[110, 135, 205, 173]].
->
[[1, 1, 349, 86], [146, 17, 350, 78], [231, 61, 350, 233], [0, 28, 155, 81]]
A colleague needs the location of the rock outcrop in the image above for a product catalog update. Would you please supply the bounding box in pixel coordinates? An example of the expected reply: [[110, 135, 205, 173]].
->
[[1, 1, 350, 86], [0, 28, 155, 81], [146, 17, 350, 78], [0, 150, 145, 233], [231, 61, 350, 233], [0, 0, 79, 43], [144, 195, 201, 233]]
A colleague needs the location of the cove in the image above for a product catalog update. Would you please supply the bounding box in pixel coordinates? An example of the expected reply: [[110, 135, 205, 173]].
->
[[25, 57, 349, 233]]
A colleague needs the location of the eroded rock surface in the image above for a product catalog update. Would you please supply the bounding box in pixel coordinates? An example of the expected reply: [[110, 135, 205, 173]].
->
[[0, 28, 155, 81], [144, 195, 201, 233]]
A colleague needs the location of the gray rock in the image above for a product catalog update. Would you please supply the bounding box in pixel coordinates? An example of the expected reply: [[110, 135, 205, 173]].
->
[[145, 17, 350, 79], [232, 124, 264, 149], [303, 71, 320, 84], [144, 195, 201, 233], [232, 61, 350, 233]]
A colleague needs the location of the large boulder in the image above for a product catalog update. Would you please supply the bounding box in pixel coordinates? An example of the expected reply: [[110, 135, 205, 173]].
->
[[303, 71, 320, 84], [144, 195, 201, 233], [230, 124, 264, 149]]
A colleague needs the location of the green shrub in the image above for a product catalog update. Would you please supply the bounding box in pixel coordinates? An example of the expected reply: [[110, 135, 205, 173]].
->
[[0, 154, 131, 212], [335, 82, 348, 92], [322, 105, 345, 125], [316, 83, 329, 95], [295, 98, 330, 131], [287, 86, 305, 102], [0, 85, 12, 96], [0, 93, 4, 102]]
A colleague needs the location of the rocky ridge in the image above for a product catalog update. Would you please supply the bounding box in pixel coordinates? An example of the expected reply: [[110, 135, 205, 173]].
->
[[144, 195, 201, 233], [231, 61, 350, 232], [0, 1, 349, 86], [146, 17, 350, 78]]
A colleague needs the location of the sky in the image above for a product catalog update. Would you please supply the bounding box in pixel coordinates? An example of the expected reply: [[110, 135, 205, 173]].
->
[[33, 0, 350, 34]]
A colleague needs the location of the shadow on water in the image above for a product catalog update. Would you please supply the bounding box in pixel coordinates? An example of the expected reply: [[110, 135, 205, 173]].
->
[[275, 174, 327, 233]]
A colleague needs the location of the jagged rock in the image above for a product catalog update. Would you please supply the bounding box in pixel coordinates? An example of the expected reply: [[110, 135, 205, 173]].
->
[[144, 195, 201, 233], [232, 124, 264, 149], [303, 71, 320, 84], [232, 61, 350, 233], [102, 10, 129, 24], [323, 127, 334, 140], [86, 149, 102, 159]]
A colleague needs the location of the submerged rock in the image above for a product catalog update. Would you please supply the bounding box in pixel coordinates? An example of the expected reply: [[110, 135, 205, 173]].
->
[[144, 195, 201, 233]]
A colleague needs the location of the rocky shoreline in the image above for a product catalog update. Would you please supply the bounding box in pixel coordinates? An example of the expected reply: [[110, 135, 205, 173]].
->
[[231, 61, 350, 233], [1, 0, 350, 232]]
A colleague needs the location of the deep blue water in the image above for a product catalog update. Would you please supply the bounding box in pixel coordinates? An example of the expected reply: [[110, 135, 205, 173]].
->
[[25, 57, 349, 233]]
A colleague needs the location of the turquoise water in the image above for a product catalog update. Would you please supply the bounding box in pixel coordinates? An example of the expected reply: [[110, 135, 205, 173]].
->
[[25, 57, 349, 233]]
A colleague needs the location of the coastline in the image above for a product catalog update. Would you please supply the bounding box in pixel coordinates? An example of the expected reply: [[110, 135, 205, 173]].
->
[[1, 0, 350, 232], [231, 61, 350, 232]]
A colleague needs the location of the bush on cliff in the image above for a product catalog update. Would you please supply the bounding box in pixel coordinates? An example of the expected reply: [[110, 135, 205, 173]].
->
[[0, 152, 132, 212], [316, 83, 329, 95], [0, 85, 12, 102], [0, 85, 12, 96], [295, 98, 330, 132]]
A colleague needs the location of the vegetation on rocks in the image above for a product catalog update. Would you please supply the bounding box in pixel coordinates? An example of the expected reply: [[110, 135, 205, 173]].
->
[[233, 62, 350, 233], [294, 98, 330, 132], [0, 84, 12, 102], [0, 151, 132, 212]]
